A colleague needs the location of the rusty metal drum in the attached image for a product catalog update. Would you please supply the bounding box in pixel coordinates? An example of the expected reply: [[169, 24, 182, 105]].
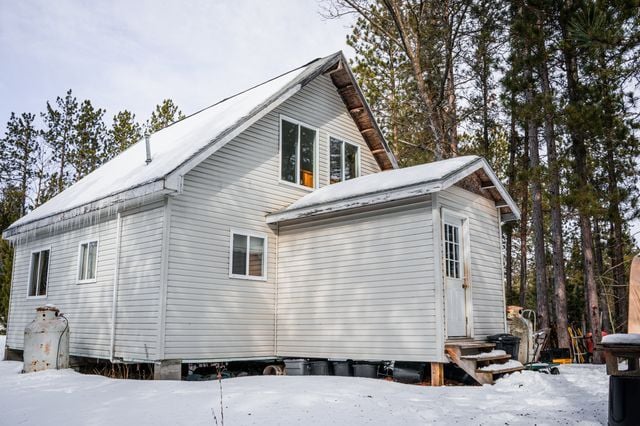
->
[[23, 305, 69, 373]]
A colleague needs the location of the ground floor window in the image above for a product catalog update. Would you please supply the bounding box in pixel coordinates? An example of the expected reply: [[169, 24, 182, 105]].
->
[[29, 249, 50, 297], [78, 241, 98, 282], [230, 230, 267, 280]]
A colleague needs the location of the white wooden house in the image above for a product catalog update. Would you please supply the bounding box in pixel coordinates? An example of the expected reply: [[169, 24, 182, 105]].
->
[[2, 52, 519, 380]]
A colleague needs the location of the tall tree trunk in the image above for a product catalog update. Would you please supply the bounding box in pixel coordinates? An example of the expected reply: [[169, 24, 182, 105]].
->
[[525, 93, 549, 330], [538, 30, 570, 347], [519, 133, 529, 307], [560, 1, 603, 362], [594, 220, 613, 333]]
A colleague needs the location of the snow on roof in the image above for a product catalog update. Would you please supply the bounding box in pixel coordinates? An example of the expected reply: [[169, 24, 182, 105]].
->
[[602, 333, 640, 346], [267, 156, 519, 223], [6, 52, 363, 237]]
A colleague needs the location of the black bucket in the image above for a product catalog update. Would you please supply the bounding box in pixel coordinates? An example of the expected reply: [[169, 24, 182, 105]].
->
[[609, 375, 640, 426], [487, 334, 521, 360], [393, 362, 426, 384], [284, 359, 310, 376]]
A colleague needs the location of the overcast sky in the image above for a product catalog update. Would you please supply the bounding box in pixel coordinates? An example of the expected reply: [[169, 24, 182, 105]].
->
[[0, 0, 355, 132]]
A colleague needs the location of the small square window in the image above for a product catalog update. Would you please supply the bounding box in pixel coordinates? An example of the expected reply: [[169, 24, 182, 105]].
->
[[329, 137, 360, 184], [78, 241, 98, 282], [28, 249, 50, 297], [230, 231, 267, 280]]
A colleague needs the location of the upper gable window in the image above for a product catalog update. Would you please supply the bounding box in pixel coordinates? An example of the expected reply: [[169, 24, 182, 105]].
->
[[28, 249, 50, 297], [330, 137, 360, 184], [280, 117, 317, 189], [78, 240, 98, 282]]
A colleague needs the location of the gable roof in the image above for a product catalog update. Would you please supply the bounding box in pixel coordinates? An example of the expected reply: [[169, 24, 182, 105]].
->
[[4, 52, 397, 239], [266, 156, 520, 224]]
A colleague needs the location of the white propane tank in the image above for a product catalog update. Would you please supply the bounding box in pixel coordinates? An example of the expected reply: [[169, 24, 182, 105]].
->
[[23, 305, 70, 373]]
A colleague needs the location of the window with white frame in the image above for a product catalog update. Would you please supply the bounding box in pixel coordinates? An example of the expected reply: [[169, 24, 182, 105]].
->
[[443, 223, 461, 279], [280, 117, 317, 188], [329, 137, 360, 184], [28, 249, 50, 297], [230, 231, 267, 279], [78, 241, 98, 282]]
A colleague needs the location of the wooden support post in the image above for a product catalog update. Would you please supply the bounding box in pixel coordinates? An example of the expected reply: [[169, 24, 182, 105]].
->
[[431, 362, 444, 386]]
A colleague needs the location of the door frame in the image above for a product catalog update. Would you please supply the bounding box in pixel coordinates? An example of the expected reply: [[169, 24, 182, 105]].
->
[[441, 208, 474, 339]]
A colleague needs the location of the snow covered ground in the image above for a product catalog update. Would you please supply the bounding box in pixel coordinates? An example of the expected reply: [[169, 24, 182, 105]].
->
[[0, 336, 608, 425]]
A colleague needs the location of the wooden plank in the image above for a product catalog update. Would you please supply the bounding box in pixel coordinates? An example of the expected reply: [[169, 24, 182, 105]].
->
[[630, 255, 640, 333]]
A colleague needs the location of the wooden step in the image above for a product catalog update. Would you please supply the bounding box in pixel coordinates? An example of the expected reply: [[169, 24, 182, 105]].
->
[[476, 365, 524, 375], [446, 341, 496, 351], [461, 353, 512, 363]]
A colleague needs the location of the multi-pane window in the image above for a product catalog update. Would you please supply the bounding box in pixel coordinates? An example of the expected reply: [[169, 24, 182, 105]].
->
[[230, 231, 267, 280], [281, 118, 317, 188], [78, 241, 98, 282], [28, 249, 50, 297], [444, 223, 461, 279], [330, 137, 359, 184]]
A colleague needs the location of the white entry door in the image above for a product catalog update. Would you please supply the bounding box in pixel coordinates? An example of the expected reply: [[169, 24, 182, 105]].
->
[[443, 214, 468, 337]]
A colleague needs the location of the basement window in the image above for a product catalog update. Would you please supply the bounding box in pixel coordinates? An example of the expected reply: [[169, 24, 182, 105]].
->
[[330, 137, 360, 184], [28, 249, 50, 297], [280, 116, 317, 189], [78, 240, 98, 282], [230, 230, 267, 280]]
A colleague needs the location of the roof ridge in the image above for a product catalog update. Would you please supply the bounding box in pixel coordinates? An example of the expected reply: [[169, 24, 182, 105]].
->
[[155, 55, 328, 134]]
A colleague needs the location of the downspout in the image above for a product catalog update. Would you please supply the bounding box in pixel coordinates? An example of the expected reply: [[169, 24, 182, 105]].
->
[[110, 212, 123, 362], [499, 210, 508, 333], [3, 242, 18, 359], [273, 222, 279, 358]]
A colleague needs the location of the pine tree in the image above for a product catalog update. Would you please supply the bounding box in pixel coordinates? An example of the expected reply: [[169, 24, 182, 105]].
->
[[107, 110, 142, 158], [146, 99, 185, 133], [0, 112, 40, 215], [73, 100, 108, 180], [41, 89, 79, 195]]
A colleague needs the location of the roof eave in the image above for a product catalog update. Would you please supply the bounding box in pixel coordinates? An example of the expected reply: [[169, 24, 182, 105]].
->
[[2, 180, 173, 240]]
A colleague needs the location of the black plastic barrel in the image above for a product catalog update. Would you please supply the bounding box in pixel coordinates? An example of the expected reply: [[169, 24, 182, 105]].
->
[[331, 361, 352, 376], [353, 363, 378, 378], [393, 362, 426, 384], [309, 360, 330, 375], [487, 334, 521, 360], [284, 359, 310, 376], [609, 376, 640, 426]]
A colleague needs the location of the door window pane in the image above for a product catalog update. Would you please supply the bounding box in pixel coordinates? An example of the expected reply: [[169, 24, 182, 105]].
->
[[444, 223, 461, 279]]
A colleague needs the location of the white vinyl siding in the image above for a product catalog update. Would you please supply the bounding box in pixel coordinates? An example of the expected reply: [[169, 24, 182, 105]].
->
[[6, 203, 165, 362], [7, 219, 118, 359], [276, 200, 440, 362], [164, 74, 382, 361], [113, 203, 165, 361], [439, 185, 506, 338]]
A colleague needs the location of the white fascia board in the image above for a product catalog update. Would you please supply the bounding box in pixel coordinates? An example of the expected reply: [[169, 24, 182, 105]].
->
[[165, 85, 302, 191]]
